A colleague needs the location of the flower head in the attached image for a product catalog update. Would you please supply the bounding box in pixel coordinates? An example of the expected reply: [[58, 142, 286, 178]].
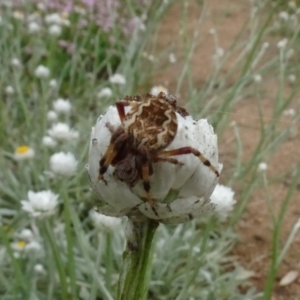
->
[[49, 79, 58, 88], [97, 87, 112, 98], [14, 146, 35, 161], [277, 38, 288, 50], [28, 21, 40, 33], [210, 184, 236, 221], [87, 94, 222, 224], [11, 58, 21, 68], [45, 13, 63, 25], [21, 190, 58, 218], [42, 136, 57, 148], [253, 74, 262, 83], [109, 74, 126, 85], [49, 152, 78, 177], [283, 108, 296, 117], [288, 74, 296, 84], [169, 53, 176, 63], [48, 24, 62, 36], [35, 65, 50, 78], [5, 86, 14, 95], [258, 162, 268, 172], [34, 264, 46, 275], [53, 98, 72, 114], [18, 229, 33, 241], [47, 110, 58, 122], [48, 122, 79, 141]]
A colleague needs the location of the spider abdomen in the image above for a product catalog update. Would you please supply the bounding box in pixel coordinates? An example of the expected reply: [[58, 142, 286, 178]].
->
[[123, 96, 178, 151]]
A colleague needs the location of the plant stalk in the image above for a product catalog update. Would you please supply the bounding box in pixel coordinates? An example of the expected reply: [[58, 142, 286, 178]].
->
[[117, 219, 159, 300]]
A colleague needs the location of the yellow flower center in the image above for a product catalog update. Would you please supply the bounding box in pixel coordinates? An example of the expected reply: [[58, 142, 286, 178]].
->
[[16, 146, 30, 154], [17, 240, 26, 249]]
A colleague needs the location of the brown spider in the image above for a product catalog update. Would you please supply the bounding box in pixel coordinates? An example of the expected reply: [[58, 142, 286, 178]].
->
[[98, 92, 219, 215]]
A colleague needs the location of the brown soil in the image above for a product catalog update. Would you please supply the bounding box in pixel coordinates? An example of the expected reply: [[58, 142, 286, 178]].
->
[[152, 1, 300, 299]]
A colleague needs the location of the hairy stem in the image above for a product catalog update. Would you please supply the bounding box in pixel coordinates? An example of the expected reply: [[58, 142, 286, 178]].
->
[[117, 219, 159, 300]]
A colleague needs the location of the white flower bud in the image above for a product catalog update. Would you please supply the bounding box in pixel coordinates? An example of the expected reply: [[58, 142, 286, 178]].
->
[[210, 184, 236, 221], [35, 65, 50, 78], [87, 94, 222, 223], [49, 152, 78, 177], [109, 74, 126, 85]]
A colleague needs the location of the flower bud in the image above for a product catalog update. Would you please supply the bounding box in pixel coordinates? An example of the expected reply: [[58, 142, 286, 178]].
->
[[87, 93, 222, 224]]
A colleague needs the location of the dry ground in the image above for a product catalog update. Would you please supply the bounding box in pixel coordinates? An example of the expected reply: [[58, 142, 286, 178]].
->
[[151, 1, 300, 299]]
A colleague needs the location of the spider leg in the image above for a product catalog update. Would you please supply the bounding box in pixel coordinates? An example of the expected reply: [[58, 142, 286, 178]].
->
[[141, 159, 158, 216], [157, 147, 220, 177], [116, 100, 134, 123], [98, 128, 128, 182]]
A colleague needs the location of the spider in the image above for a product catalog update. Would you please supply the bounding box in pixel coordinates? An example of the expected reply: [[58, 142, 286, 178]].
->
[[98, 92, 220, 215]]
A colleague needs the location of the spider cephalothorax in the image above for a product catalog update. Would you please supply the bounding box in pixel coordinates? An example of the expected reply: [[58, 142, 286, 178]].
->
[[98, 92, 219, 214]]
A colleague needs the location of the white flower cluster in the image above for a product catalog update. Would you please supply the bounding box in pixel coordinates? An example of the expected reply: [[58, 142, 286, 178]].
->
[[87, 97, 223, 224], [109, 73, 126, 85], [43, 98, 78, 147], [11, 228, 43, 259], [47, 122, 78, 142], [53, 98, 72, 114], [210, 184, 236, 222], [35, 65, 50, 78], [49, 152, 78, 177], [21, 190, 58, 218]]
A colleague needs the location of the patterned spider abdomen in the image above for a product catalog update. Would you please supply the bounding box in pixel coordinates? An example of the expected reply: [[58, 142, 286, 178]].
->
[[123, 95, 178, 150]]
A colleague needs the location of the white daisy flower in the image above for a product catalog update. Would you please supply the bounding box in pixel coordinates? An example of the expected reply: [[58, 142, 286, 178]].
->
[[277, 38, 288, 49], [11, 58, 21, 68], [28, 21, 40, 33], [24, 240, 42, 253], [279, 11, 289, 21], [87, 93, 222, 224], [258, 162, 268, 172], [48, 122, 79, 141], [13, 11, 24, 20], [109, 74, 126, 85], [18, 229, 34, 241], [49, 79, 58, 88], [49, 152, 78, 177], [253, 74, 262, 83], [34, 264, 46, 275], [21, 190, 59, 218], [5, 86, 14, 95], [48, 24, 62, 36], [283, 108, 296, 117], [288, 74, 296, 84], [53, 98, 72, 114], [42, 136, 57, 148], [14, 146, 35, 161], [47, 110, 58, 122], [97, 87, 112, 98], [169, 53, 176, 64], [44, 13, 62, 25], [34, 65, 50, 78], [210, 184, 236, 222], [11, 240, 27, 252]]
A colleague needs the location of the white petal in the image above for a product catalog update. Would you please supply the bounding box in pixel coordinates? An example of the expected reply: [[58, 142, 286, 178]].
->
[[279, 270, 299, 286], [162, 201, 216, 224]]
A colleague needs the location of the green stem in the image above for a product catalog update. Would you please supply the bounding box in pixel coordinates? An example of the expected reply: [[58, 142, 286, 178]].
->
[[105, 232, 112, 291], [117, 219, 159, 300]]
